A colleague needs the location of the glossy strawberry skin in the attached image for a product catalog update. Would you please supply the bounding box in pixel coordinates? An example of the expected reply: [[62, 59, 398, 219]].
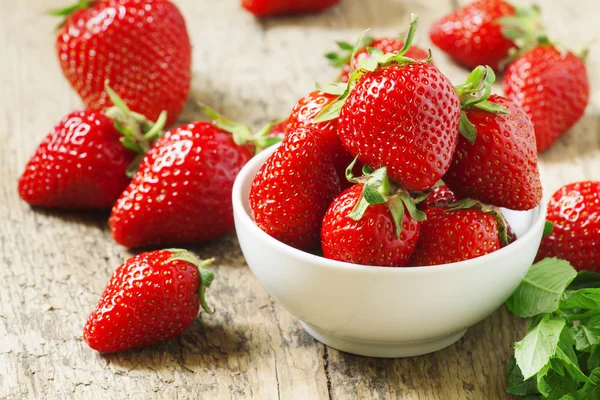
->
[[503, 46, 590, 152], [339, 62, 461, 191], [286, 90, 356, 188], [56, 0, 191, 126], [18, 110, 135, 209], [536, 181, 600, 271], [339, 37, 430, 83], [321, 185, 421, 267], [410, 208, 501, 266], [242, 0, 338, 16], [110, 122, 252, 248], [249, 126, 341, 250], [444, 95, 542, 211], [419, 185, 459, 210], [83, 250, 202, 353], [430, 0, 515, 71]]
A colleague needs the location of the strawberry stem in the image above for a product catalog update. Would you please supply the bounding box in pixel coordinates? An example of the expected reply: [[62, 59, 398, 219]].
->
[[166, 249, 216, 315]]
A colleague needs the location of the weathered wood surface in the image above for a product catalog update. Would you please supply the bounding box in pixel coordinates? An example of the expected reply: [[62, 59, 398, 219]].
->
[[1, 0, 598, 399]]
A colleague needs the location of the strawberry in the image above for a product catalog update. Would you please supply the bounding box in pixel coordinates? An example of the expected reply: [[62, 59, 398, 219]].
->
[[83, 249, 214, 353], [249, 125, 341, 250], [321, 164, 422, 267], [429, 0, 519, 71], [286, 90, 356, 187], [326, 36, 430, 83], [536, 181, 600, 271], [53, 0, 191, 126], [109, 115, 255, 248], [503, 43, 590, 152], [242, 0, 338, 16], [419, 184, 459, 210], [18, 84, 165, 209], [409, 200, 510, 266], [317, 15, 461, 191], [443, 66, 542, 211]]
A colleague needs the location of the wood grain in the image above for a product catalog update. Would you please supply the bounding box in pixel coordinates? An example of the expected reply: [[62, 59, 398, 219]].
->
[[1, 0, 598, 399]]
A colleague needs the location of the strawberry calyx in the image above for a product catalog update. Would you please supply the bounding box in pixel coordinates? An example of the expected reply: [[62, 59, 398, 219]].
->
[[455, 65, 510, 143], [324, 36, 375, 68], [346, 158, 426, 237], [103, 82, 167, 177], [314, 13, 427, 123], [166, 249, 215, 314], [200, 104, 283, 154], [442, 198, 511, 246], [497, 4, 545, 48], [49, 0, 94, 27]]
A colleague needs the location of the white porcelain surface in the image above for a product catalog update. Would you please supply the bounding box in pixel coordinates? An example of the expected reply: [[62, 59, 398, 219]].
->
[[232, 145, 546, 358]]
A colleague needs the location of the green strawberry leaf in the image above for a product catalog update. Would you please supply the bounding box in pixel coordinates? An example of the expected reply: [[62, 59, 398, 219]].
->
[[459, 112, 478, 144], [387, 196, 406, 238], [362, 185, 386, 205], [315, 82, 348, 96], [543, 221, 555, 238], [337, 41, 354, 51], [506, 258, 578, 318], [473, 100, 510, 114]]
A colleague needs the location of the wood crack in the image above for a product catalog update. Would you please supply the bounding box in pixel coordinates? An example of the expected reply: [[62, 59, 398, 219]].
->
[[323, 345, 333, 400]]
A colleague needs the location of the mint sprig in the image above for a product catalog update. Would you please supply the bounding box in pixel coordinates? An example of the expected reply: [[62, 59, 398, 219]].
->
[[506, 258, 600, 397]]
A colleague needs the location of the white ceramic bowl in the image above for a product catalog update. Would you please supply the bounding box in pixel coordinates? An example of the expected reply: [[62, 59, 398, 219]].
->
[[232, 145, 546, 358]]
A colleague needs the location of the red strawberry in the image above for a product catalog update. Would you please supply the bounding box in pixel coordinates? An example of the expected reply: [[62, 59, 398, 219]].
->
[[321, 166, 422, 267], [429, 0, 517, 71], [249, 125, 341, 250], [443, 66, 542, 211], [242, 0, 338, 16], [109, 120, 253, 248], [503, 44, 590, 152], [18, 85, 165, 209], [318, 15, 461, 191], [536, 181, 600, 271], [286, 90, 356, 187], [326, 36, 430, 83], [419, 184, 460, 210], [410, 201, 509, 266], [83, 249, 214, 353], [53, 0, 191, 126]]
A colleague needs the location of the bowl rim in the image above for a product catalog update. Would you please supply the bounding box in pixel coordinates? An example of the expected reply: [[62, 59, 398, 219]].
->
[[232, 144, 547, 275]]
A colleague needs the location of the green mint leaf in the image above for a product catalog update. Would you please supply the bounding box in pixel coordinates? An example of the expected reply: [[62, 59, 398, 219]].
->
[[536, 361, 580, 399], [543, 221, 554, 238], [554, 328, 592, 383], [569, 272, 600, 291], [589, 346, 600, 371], [515, 316, 566, 379], [459, 112, 478, 144], [572, 324, 600, 352], [506, 258, 578, 318], [507, 355, 540, 396], [561, 289, 600, 310], [561, 368, 600, 400]]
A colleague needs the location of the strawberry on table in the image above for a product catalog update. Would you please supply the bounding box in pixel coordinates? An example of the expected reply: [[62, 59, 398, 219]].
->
[[18, 84, 166, 209], [326, 36, 430, 83], [53, 0, 191, 126], [321, 163, 423, 267], [443, 66, 542, 211], [317, 15, 461, 191], [536, 181, 600, 271], [83, 249, 215, 353], [249, 125, 341, 251], [242, 0, 338, 16], [429, 0, 521, 71], [503, 40, 590, 152], [410, 200, 511, 266], [109, 106, 271, 248]]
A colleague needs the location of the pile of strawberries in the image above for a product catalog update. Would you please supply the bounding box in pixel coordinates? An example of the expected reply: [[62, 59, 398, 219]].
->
[[250, 0, 593, 268], [15, 0, 598, 354]]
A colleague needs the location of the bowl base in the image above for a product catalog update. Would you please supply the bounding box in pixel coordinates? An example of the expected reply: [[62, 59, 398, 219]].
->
[[300, 322, 467, 358]]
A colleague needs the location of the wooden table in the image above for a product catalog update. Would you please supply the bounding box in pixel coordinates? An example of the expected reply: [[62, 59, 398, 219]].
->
[[2, 0, 599, 398]]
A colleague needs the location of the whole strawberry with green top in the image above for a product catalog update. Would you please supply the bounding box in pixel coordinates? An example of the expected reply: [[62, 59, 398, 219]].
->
[[536, 181, 600, 271], [53, 0, 191, 126], [83, 249, 214, 353], [316, 15, 461, 191], [410, 199, 511, 266], [443, 66, 542, 211], [321, 162, 423, 267], [249, 125, 341, 251], [326, 35, 430, 83], [503, 39, 590, 152], [109, 106, 277, 248], [19, 84, 166, 209]]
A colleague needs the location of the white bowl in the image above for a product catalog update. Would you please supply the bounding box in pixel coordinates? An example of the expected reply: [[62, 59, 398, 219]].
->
[[232, 145, 546, 358]]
